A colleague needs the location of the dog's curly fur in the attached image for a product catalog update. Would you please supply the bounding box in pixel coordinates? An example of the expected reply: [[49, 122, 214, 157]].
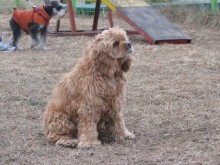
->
[[43, 27, 135, 148]]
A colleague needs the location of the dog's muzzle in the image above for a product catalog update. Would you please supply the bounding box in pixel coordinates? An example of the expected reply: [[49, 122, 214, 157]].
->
[[56, 4, 67, 20], [126, 42, 131, 49]]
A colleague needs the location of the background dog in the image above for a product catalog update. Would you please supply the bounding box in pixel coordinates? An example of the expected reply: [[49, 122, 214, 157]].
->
[[9, 0, 66, 50], [43, 27, 135, 149]]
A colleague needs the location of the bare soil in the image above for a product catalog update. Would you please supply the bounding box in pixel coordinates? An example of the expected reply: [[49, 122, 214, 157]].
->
[[0, 13, 220, 165]]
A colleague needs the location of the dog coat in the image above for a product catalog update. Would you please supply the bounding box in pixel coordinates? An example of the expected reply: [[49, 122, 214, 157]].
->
[[12, 5, 51, 34]]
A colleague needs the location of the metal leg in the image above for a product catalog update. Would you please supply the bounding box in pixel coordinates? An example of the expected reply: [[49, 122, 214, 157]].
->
[[107, 7, 113, 27], [92, 0, 101, 31], [67, 0, 76, 32]]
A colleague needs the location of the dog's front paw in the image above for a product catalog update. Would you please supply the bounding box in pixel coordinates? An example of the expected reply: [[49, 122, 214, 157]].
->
[[125, 131, 135, 140], [56, 139, 78, 148], [115, 132, 135, 143], [77, 140, 101, 149], [17, 46, 24, 50]]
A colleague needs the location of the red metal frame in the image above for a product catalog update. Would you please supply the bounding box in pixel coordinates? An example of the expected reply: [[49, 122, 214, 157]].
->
[[155, 40, 191, 44], [51, 0, 190, 45], [67, 0, 76, 32], [51, 0, 138, 37], [107, 7, 114, 27], [92, 0, 101, 30], [49, 29, 138, 36]]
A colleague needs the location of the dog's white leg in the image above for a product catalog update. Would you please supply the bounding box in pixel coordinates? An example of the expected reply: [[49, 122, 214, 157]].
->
[[9, 35, 14, 46], [40, 40, 48, 50]]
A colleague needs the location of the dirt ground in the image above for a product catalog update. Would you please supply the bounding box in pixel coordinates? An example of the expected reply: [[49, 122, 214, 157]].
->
[[0, 12, 220, 165]]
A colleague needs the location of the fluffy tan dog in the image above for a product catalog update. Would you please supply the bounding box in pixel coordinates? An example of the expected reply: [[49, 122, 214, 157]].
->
[[43, 27, 135, 148]]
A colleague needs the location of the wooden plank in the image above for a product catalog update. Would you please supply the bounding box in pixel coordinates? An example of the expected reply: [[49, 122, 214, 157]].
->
[[101, 0, 191, 44], [92, 0, 101, 30], [102, 0, 150, 7], [118, 6, 191, 42], [101, 0, 116, 11]]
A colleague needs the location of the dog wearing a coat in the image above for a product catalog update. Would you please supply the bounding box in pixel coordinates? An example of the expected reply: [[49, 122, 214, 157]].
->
[[9, 0, 66, 50]]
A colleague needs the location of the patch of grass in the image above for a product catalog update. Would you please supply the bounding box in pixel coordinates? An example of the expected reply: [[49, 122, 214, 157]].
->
[[161, 5, 220, 30], [25, 98, 47, 107], [1, 11, 220, 165], [0, 0, 43, 13]]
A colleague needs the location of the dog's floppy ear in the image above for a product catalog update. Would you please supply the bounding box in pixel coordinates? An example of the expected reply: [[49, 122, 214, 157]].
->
[[44, 0, 51, 6], [121, 58, 132, 72]]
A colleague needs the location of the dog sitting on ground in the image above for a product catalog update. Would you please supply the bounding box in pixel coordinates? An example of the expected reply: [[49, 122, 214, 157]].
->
[[9, 0, 66, 50], [43, 27, 135, 148]]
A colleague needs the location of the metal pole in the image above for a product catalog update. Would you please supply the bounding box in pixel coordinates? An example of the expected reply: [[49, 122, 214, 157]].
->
[[107, 7, 114, 27], [72, 0, 76, 10], [67, 0, 77, 32], [211, 0, 218, 12], [15, 0, 20, 7], [92, 0, 101, 31], [55, 0, 64, 32]]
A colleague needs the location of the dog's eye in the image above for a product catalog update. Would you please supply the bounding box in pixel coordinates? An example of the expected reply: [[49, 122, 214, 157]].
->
[[113, 41, 119, 47]]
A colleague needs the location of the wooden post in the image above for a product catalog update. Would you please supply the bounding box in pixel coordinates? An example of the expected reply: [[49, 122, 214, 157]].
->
[[211, 0, 218, 12], [55, 0, 64, 32], [107, 7, 113, 27], [67, 0, 76, 32], [15, 0, 19, 7], [92, 0, 101, 30], [72, 0, 76, 10]]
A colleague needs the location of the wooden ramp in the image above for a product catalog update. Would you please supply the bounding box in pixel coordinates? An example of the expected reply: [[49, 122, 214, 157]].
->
[[102, 0, 191, 44]]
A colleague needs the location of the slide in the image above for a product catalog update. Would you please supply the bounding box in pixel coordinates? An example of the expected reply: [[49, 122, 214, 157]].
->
[[101, 0, 191, 44]]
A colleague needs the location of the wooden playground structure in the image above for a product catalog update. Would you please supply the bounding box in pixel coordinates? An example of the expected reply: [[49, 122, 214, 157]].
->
[[51, 0, 192, 44], [10, 0, 220, 44], [51, 0, 138, 36]]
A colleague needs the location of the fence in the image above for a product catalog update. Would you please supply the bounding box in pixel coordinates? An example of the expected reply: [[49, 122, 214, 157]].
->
[[152, 0, 219, 12], [0, 0, 42, 13], [0, 0, 219, 13]]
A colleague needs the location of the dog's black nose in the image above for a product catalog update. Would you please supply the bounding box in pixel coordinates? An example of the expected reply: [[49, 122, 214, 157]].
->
[[126, 42, 131, 49]]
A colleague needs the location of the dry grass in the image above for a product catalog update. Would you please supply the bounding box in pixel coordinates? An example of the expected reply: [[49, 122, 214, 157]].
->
[[1, 11, 220, 165], [161, 5, 220, 30], [0, 0, 42, 13], [0, 0, 98, 13]]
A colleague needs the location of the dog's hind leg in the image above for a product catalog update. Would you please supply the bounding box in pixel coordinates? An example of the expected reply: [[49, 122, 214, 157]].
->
[[9, 19, 22, 50], [56, 138, 78, 148], [44, 111, 78, 148], [46, 131, 78, 148]]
